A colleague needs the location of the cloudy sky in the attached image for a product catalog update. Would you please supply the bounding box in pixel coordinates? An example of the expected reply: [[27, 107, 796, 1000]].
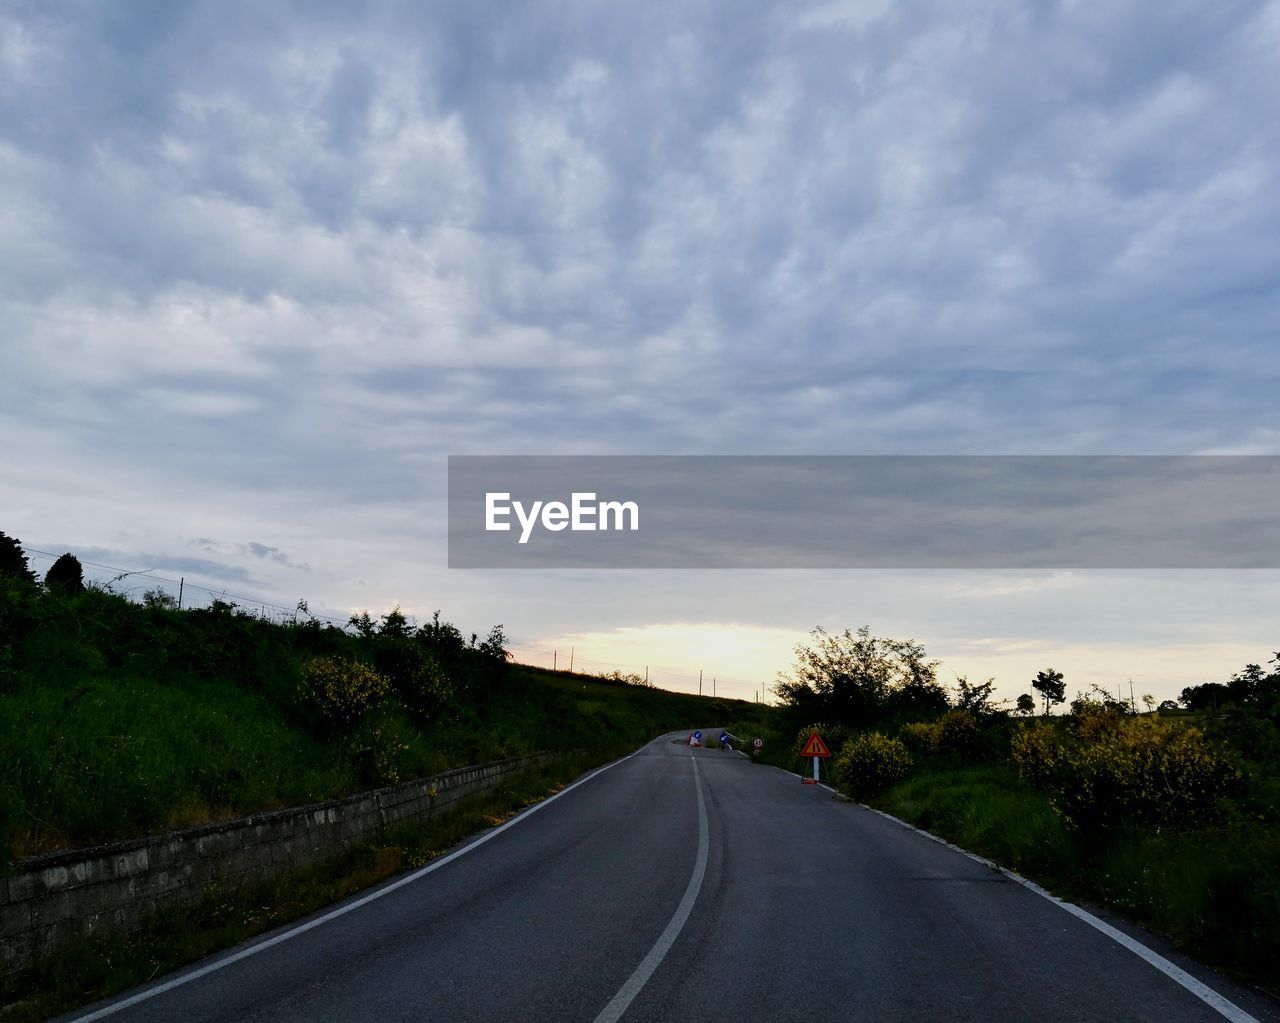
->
[[3, 0, 1278, 703]]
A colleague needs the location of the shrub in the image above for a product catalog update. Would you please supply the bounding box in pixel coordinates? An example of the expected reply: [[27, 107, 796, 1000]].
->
[[1069, 695, 1129, 738], [381, 644, 454, 723], [142, 588, 178, 610], [1009, 722, 1064, 789], [349, 719, 411, 787], [936, 709, 980, 756], [300, 657, 389, 730], [1011, 716, 1239, 832], [832, 732, 913, 801], [900, 720, 939, 755], [899, 710, 980, 758]]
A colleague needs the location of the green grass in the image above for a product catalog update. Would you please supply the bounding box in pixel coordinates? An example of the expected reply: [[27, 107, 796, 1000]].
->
[[0, 673, 357, 854], [0, 752, 608, 1023], [0, 580, 780, 860], [868, 762, 1280, 993], [879, 764, 1081, 877]]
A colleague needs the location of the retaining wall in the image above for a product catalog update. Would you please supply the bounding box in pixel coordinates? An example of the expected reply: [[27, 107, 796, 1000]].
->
[[0, 752, 553, 980]]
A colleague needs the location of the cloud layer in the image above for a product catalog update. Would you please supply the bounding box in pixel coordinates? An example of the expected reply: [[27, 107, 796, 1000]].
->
[[2, 1, 1277, 692]]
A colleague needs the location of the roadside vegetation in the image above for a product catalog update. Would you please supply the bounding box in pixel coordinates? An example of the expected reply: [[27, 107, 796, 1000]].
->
[[0, 531, 763, 862], [0, 531, 780, 1020], [5, 525, 1276, 1000], [766, 625, 1280, 992]]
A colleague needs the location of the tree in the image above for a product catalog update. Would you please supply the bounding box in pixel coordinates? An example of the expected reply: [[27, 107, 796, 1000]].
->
[[774, 626, 944, 724], [1015, 693, 1036, 716], [1180, 681, 1227, 711], [1141, 693, 1156, 713], [379, 605, 412, 639], [44, 553, 84, 596], [0, 531, 36, 584], [954, 675, 999, 715], [142, 587, 178, 610], [478, 624, 511, 664], [1227, 664, 1266, 705], [1031, 668, 1066, 715]]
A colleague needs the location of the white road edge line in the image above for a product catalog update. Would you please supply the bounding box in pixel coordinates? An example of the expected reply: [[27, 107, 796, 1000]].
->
[[770, 763, 1257, 1023], [592, 754, 709, 1023], [856, 804, 1260, 1023], [69, 744, 651, 1023]]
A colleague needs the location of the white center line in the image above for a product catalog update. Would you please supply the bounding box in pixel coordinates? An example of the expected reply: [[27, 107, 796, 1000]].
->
[[593, 754, 709, 1023]]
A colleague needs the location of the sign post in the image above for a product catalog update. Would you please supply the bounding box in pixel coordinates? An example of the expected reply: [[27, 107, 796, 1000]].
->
[[799, 732, 831, 784]]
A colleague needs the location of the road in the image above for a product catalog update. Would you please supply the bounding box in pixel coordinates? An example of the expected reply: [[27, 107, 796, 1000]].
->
[[65, 731, 1279, 1023]]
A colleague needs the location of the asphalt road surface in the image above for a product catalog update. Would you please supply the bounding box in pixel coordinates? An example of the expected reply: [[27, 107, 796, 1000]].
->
[[65, 731, 1279, 1023]]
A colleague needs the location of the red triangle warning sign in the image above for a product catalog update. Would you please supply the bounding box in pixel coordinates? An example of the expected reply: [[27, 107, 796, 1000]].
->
[[800, 732, 831, 758]]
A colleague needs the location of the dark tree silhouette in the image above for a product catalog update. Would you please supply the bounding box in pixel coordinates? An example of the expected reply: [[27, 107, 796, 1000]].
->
[[45, 552, 85, 596], [0, 531, 37, 584], [1032, 668, 1066, 715], [1016, 693, 1036, 716]]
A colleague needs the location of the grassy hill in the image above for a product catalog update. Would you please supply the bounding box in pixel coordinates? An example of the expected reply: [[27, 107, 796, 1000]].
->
[[0, 570, 775, 863]]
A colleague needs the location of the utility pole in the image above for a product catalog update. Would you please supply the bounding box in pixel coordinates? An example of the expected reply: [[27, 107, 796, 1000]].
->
[[713, 677, 716, 698], [699, 669, 702, 696], [645, 665, 649, 684], [570, 646, 574, 672], [553, 650, 557, 671], [178, 576, 184, 610], [1129, 678, 1136, 714]]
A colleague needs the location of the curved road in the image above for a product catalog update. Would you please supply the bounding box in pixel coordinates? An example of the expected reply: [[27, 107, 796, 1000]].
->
[[65, 731, 1278, 1023]]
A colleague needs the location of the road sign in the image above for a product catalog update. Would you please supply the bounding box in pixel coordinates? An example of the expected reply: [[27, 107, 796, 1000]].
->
[[752, 738, 763, 750], [693, 730, 702, 741], [800, 733, 831, 758]]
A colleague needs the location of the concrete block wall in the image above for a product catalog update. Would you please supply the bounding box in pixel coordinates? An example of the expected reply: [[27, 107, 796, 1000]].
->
[[0, 752, 552, 980]]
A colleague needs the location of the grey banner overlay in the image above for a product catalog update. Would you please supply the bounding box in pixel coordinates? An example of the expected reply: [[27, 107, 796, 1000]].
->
[[448, 456, 1280, 568]]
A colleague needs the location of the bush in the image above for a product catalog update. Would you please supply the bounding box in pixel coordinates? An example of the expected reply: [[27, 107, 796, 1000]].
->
[[1009, 722, 1064, 789], [300, 657, 389, 731], [1011, 716, 1239, 832], [936, 709, 980, 755], [832, 732, 913, 800], [349, 717, 411, 787], [899, 709, 981, 759], [899, 720, 938, 755], [379, 643, 454, 723]]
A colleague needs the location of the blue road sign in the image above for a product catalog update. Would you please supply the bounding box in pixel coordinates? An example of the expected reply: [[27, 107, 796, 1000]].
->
[[693, 730, 702, 740]]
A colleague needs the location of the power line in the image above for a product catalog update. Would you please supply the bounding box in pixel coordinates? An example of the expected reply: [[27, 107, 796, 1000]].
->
[[513, 644, 771, 701], [19, 545, 350, 626]]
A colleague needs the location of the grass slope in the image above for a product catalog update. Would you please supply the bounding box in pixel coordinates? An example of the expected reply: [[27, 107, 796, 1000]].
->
[[0, 581, 775, 862]]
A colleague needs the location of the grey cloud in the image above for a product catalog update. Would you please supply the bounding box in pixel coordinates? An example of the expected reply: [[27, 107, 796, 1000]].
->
[[71, 546, 256, 585], [244, 542, 309, 572], [2, 0, 1279, 664]]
